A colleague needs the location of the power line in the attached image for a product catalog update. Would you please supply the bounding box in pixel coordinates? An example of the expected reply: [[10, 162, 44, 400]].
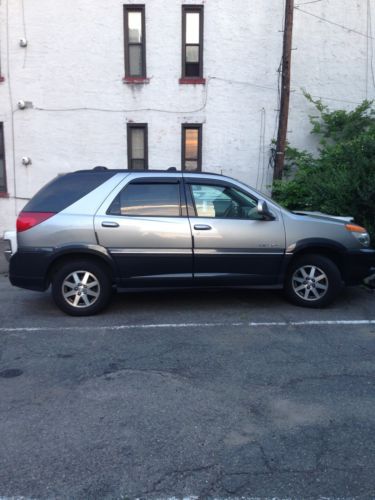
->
[[20, 82, 364, 116], [5, 0, 19, 214], [295, 6, 375, 40], [368, 0, 375, 89], [33, 78, 211, 114], [28, 77, 280, 115], [295, 0, 324, 6], [366, 0, 370, 98], [259, 107, 267, 192], [21, 0, 28, 68]]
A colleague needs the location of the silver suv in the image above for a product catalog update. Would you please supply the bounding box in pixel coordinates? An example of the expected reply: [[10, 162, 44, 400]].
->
[[8, 168, 375, 315]]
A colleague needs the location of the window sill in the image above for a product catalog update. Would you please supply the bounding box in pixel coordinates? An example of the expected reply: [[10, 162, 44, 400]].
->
[[123, 77, 150, 84], [179, 77, 206, 85], [0, 192, 9, 198], [0, 76, 5, 83]]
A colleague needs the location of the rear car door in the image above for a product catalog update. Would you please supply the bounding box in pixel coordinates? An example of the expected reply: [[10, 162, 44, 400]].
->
[[184, 178, 286, 285], [95, 176, 193, 285]]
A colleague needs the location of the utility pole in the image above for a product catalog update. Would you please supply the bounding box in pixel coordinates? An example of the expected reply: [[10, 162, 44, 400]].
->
[[274, 0, 294, 181]]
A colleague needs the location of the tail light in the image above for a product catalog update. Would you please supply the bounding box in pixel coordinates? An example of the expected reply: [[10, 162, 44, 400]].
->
[[16, 212, 56, 232]]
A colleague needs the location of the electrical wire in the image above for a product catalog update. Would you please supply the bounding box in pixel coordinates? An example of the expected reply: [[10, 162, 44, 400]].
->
[[5, 0, 19, 214], [33, 79, 211, 114], [295, 0, 324, 6], [29, 77, 281, 115], [256, 108, 264, 189], [21, 0, 28, 68], [259, 107, 267, 192], [368, 0, 375, 89], [295, 7, 375, 40], [209, 76, 278, 92], [272, 58, 282, 141], [367, 0, 370, 98]]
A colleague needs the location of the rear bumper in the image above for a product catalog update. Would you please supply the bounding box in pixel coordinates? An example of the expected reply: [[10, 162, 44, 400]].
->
[[3, 230, 17, 262], [341, 248, 375, 285], [9, 248, 52, 291]]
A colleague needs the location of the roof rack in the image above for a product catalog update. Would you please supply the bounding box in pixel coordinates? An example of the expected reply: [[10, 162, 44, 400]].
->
[[74, 167, 224, 177]]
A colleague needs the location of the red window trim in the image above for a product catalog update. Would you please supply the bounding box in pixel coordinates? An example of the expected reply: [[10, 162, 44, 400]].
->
[[123, 76, 150, 84], [179, 77, 206, 85], [0, 76, 5, 83], [0, 192, 9, 198]]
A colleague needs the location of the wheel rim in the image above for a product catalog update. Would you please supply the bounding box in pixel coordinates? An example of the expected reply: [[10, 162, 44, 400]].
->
[[61, 270, 101, 309], [292, 264, 329, 302]]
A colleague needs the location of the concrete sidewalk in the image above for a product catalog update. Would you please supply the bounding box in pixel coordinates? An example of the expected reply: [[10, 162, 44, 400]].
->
[[0, 239, 9, 274]]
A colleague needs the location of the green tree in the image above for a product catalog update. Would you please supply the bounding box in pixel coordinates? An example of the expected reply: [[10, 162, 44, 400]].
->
[[273, 95, 375, 239]]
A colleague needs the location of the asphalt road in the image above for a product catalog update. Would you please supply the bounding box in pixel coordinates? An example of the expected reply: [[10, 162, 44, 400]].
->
[[0, 275, 375, 499]]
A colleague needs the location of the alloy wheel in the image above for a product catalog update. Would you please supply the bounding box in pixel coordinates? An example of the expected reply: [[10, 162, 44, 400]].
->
[[292, 265, 329, 302], [61, 270, 101, 308]]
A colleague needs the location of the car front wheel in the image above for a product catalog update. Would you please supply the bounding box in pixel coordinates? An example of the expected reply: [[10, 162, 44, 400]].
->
[[51, 260, 112, 316], [285, 254, 342, 308]]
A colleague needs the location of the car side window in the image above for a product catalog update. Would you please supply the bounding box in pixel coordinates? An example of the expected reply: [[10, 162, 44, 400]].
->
[[108, 182, 181, 217], [190, 183, 262, 220]]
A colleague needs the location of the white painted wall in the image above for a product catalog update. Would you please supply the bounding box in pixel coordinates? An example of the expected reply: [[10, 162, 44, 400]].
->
[[290, 0, 375, 152], [0, 0, 373, 230]]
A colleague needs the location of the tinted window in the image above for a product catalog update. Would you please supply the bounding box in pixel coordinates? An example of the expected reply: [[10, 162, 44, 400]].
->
[[190, 183, 262, 220], [109, 183, 181, 217], [23, 172, 116, 213]]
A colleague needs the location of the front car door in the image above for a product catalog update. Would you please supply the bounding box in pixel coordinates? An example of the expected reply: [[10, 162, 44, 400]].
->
[[184, 177, 286, 285], [95, 175, 193, 285]]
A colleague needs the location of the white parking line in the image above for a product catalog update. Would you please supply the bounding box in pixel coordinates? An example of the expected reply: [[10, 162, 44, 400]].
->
[[0, 319, 375, 332]]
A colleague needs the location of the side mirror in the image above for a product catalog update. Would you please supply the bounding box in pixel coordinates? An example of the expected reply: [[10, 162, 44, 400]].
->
[[257, 200, 274, 220]]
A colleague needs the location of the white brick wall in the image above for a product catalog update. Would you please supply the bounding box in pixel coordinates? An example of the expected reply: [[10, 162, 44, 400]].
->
[[0, 0, 373, 230]]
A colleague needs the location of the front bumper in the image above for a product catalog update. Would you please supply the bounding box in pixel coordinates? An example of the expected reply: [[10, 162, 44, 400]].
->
[[341, 248, 375, 285]]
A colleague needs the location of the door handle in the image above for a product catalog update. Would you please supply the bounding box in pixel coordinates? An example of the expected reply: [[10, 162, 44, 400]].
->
[[101, 221, 119, 228], [194, 224, 212, 230]]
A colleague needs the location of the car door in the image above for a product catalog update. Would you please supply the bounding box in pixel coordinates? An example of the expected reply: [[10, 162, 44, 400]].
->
[[184, 178, 286, 285], [94, 176, 193, 285]]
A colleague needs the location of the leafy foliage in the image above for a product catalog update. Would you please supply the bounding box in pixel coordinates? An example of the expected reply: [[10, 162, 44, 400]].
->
[[273, 95, 375, 239]]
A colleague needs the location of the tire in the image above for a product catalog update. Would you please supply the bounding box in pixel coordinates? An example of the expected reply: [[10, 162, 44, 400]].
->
[[51, 259, 112, 316], [284, 254, 343, 308]]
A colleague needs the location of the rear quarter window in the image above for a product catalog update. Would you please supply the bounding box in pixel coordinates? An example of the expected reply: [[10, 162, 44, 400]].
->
[[22, 172, 116, 213], [108, 182, 181, 217]]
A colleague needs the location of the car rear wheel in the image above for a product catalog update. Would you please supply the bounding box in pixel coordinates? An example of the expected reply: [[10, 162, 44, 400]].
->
[[52, 260, 112, 316], [285, 254, 342, 308]]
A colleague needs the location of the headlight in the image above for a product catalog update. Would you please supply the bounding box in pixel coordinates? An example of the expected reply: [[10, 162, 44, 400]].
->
[[345, 223, 371, 247]]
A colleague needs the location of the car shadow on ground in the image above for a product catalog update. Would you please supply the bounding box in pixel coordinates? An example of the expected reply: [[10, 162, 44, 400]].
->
[[2, 274, 374, 322]]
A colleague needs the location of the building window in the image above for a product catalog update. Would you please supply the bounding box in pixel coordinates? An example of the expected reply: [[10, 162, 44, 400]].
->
[[127, 123, 148, 169], [0, 124, 6, 193], [182, 124, 202, 171], [124, 5, 146, 79], [182, 5, 204, 79]]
